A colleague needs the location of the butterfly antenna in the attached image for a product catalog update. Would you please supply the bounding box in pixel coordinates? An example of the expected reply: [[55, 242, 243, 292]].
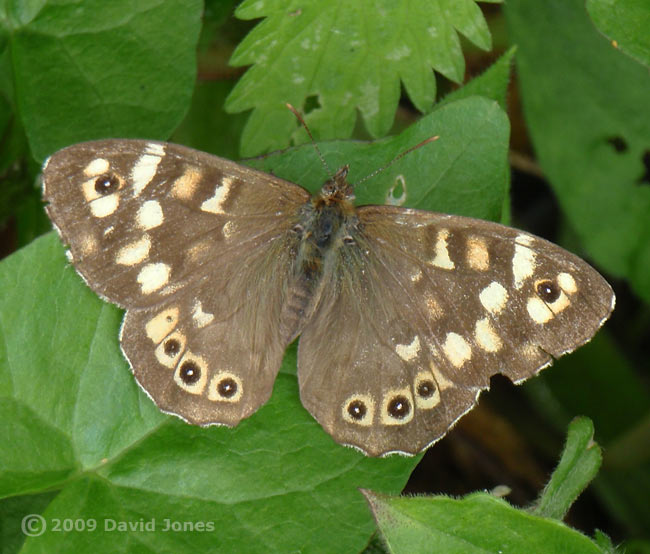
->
[[352, 135, 439, 188], [286, 103, 334, 178]]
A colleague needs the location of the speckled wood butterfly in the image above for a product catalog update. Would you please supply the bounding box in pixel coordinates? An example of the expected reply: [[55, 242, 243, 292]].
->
[[42, 140, 615, 456]]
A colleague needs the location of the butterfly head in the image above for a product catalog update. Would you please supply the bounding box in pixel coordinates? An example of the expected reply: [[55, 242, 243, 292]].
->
[[317, 165, 354, 207]]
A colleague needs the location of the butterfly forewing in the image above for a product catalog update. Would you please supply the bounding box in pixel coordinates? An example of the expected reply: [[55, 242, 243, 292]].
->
[[43, 140, 310, 426], [43, 140, 309, 308], [297, 206, 614, 456]]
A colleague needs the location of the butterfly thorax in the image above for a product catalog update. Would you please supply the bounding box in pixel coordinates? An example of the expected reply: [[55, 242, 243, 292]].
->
[[297, 166, 357, 279], [280, 167, 359, 339]]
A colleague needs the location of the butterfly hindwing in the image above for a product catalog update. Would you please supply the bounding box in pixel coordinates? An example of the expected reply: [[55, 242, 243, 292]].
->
[[43, 140, 310, 426], [297, 206, 614, 456]]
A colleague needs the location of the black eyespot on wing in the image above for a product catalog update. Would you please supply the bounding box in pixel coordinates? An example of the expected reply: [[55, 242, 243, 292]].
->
[[217, 377, 238, 398], [416, 380, 435, 398], [536, 280, 561, 302], [387, 396, 410, 419], [179, 361, 201, 384], [94, 173, 120, 195], [347, 399, 367, 420], [164, 339, 181, 357]]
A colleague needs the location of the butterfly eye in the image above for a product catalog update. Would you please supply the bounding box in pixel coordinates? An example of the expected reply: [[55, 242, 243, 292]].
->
[[347, 399, 367, 420], [416, 380, 435, 398], [536, 279, 561, 302], [179, 361, 201, 385], [217, 377, 238, 399], [387, 395, 411, 419], [94, 173, 121, 195], [164, 338, 181, 357]]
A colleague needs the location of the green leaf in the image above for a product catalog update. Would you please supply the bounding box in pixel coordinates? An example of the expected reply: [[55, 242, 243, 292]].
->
[[0, 232, 417, 552], [505, 0, 650, 303], [363, 490, 605, 554], [249, 96, 510, 223], [441, 46, 516, 111], [1, 0, 202, 162], [586, 0, 650, 68], [226, 0, 502, 155], [525, 333, 650, 537], [533, 417, 602, 520]]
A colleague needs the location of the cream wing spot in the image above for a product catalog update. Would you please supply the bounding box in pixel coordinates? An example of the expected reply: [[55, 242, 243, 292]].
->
[[137, 263, 171, 294], [116, 235, 151, 266], [431, 229, 455, 269], [342, 394, 375, 426], [513, 238, 537, 289], [443, 332, 472, 368], [467, 236, 490, 271], [479, 282, 508, 315], [208, 372, 243, 403], [395, 336, 420, 362], [79, 233, 98, 256], [89, 194, 119, 218], [81, 178, 96, 202], [137, 200, 164, 230], [516, 233, 534, 246], [223, 221, 236, 239], [558, 272, 578, 294], [380, 388, 414, 425], [192, 300, 215, 328], [201, 176, 233, 214], [423, 292, 443, 319], [145, 307, 180, 343], [527, 296, 554, 324], [145, 142, 166, 156], [474, 317, 502, 353], [171, 167, 201, 200], [84, 158, 109, 177], [131, 146, 164, 196], [174, 352, 208, 395], [545, 290, 571, 314]]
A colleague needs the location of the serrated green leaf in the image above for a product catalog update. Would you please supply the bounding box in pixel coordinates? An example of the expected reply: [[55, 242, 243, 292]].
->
[[442, 46, 516, 110], [533, 417, 602, 520], [505, 0, 650, 303], [1, 0, 202, 161], [363, 490, 605, 554], [586, 0, 650, 69], [226, 0, 502, 155]]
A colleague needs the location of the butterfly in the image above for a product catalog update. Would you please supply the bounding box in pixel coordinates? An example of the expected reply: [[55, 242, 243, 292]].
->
[[41, 139, 615, 456]]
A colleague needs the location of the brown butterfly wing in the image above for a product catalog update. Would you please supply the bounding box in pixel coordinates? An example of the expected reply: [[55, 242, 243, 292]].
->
[[297, 206, 614, 456], [43, 140, 309, 308], [43, 140, 310, 425]]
